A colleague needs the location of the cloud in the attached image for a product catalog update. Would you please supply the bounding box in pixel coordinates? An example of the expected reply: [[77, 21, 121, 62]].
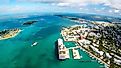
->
[[63, 0, 121, 10], [0, 4, 50, 14], [0, 0, 121, 16], [0, 0, 117, 11], [109, 10, 113, 13], [114, 9, 120, 13], [1, 0, 121, 10], [56, 3, 70, 7], [17, 0, 61, 3], [109, 0, 121, 9]]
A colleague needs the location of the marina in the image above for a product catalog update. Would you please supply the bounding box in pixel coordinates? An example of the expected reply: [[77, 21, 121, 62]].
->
[[60, 20, 121, 67], [57, 38, 82, 60]]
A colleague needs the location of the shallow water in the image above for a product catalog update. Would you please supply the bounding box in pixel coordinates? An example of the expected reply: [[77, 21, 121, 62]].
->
[[0, 14, 105, 68]]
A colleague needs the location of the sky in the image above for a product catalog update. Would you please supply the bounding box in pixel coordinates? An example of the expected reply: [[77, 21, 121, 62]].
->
[[0, 0, 121, 17]]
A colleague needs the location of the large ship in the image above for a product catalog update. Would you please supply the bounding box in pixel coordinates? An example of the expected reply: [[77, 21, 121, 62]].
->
[[55, 38, 70, 60]]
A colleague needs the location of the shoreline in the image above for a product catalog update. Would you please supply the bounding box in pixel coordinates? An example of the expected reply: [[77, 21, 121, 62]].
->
[[0, 29, 22, 40], [60, 24, 111, 67], [77, 42, 109, 67]]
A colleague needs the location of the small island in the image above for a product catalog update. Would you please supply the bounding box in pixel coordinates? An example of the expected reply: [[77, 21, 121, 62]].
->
[[23, 20, 38, 25], [0, 28, 21, 40]]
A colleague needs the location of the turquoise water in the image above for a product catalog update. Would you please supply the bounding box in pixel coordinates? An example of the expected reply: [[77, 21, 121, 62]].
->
[[0, 15, 104, 68]]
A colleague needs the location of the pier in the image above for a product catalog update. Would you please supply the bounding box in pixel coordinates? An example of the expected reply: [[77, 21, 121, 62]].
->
[[72, 48, 81, 59]]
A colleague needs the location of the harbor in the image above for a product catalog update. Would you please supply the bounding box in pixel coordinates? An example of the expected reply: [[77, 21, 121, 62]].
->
[[56, 38, 82, 60], [60, 20, 121, 68], [0, 14, 109, 68]]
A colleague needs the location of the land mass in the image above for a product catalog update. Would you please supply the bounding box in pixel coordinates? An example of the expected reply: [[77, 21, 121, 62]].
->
[[0, 28, 21, 40], [23, 20, 38, 25], [60, 16, 121, 68]]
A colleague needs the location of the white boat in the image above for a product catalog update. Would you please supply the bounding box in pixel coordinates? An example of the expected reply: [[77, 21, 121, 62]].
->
[[31, 42, 38, 47]]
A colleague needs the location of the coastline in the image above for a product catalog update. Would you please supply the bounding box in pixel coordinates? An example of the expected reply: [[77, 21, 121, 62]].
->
[[61, 22, 121, 67], [77, 43, 109, 67], [0, 29, 22, 40]]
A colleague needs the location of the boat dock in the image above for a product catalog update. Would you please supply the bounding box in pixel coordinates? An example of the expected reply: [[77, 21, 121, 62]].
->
[[72, 48, 81, 59]]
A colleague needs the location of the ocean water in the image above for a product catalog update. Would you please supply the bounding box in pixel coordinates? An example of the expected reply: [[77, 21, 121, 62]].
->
[[0, 14, 106, 68]]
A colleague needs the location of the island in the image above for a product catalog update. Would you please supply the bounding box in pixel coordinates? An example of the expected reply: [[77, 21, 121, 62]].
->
[[0, 28, 21, 40], [60, 18, 121, 68], [55, 15, 89, 23], [23, 20, 38, 25]]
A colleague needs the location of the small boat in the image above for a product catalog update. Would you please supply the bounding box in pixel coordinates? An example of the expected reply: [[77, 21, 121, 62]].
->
[[31, 42, 38, 47]]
